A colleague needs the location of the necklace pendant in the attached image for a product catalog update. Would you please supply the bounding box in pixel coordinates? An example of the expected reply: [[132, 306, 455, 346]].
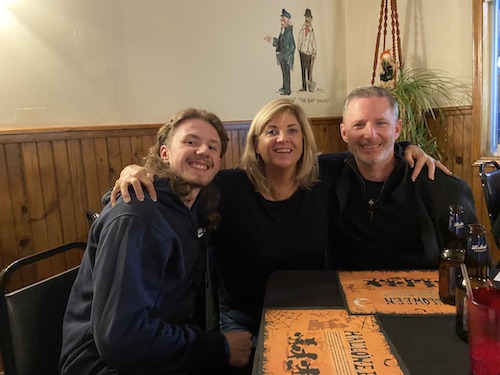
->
[[368, 198, 375, 206]]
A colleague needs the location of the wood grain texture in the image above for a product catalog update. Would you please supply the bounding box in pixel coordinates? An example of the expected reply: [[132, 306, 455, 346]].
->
[[1, 110, 498, 285]]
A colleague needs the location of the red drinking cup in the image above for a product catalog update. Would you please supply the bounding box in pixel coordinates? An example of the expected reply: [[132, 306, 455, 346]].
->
[[467, 287, 500, 375]]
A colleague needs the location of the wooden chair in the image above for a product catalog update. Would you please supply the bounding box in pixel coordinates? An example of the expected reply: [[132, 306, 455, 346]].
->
[[0, 242, 86, 375]]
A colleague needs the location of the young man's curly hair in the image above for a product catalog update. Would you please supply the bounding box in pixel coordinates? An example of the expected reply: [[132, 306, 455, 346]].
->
[[143, 107, 229, 230]]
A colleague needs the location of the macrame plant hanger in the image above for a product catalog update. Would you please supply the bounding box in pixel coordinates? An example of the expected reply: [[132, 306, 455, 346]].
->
[[371, 0, 403, 88]]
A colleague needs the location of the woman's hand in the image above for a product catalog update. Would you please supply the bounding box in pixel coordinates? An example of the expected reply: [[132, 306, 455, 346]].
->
[[403, 145, 452, 182], [110, 164, 156, 206]]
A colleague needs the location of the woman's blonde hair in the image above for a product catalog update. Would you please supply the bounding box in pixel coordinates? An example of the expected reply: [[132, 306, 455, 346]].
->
[[240, 98, 320, 195]]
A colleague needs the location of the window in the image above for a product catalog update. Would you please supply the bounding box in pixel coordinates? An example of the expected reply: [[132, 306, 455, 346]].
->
[[483, 0, 500, 155]]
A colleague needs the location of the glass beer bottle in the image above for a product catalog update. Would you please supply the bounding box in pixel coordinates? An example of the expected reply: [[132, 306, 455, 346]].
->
[[455, 223, 494, 342], [438, 205, 466, 305]]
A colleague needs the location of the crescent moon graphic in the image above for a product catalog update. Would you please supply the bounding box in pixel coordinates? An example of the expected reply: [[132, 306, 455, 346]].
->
[[353, 298, 370, 308]]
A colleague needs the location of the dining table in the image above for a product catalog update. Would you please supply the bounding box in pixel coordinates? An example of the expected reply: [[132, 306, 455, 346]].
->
[[250, 269, 491, 375]]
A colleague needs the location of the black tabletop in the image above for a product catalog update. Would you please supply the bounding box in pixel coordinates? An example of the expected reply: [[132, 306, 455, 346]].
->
[[253, 269, 470, 375]]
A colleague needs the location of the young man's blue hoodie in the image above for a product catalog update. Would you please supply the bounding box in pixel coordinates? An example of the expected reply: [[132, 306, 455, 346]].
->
[[59, 178, 228, 375]]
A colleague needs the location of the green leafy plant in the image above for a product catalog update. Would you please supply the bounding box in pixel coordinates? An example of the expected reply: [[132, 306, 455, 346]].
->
[[388, 67, 466, 160]]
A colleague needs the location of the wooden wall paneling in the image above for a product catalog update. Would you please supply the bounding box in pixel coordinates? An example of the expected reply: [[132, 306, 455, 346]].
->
[[428, 107, 473, 178], [429, 111, 447, 161], [310, 117, 345, 154], [449, 115, 460, 177], [5, 144, 33, 274], [454, 116, 469, 179], [86, 131, 202, 210], [116, 135, 141, 197], [0, 144, 17, 272], [93, 138, 113, 211], [236, 128, 248, 167], [62, 139, 87, 270], [129, 133, 157, 181], [462, 113, 473, 187], [4, 114, 491, 277], [220, 123, 250, 170], [119, 136, 134, 171], [0, 145, 7, 267], [441, 115, 454, 173], [37, 141, 67, 276], [222, 134, 231, 169], [53, 140, 84, 268], [233, 129, 243, 168], [66, 139, 89, 246], [3, 143, 30, 287], [220, 133, 230, 170], [54, 139, 79, 238], [452, 115, 465, 180], [226, 130, 239, 170], [80, 138, 101, 214], [106, 137, 122, 185], [130, 135, 147, 165], [312, 123, 329, 154], [141, 134, 156, 161], [20, 142, 48, 286]]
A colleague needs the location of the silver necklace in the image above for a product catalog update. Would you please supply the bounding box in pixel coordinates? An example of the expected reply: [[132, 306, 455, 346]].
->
[[364, 179, 388, 220]]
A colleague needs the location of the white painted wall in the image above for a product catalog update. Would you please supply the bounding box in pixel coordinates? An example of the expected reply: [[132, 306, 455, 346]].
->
[[0, 0, 472, 128]]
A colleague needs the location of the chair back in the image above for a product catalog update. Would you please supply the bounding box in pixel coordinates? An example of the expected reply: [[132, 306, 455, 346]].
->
[[0, 242, 86, 375], [479, 160, 500, 223], [480, 161, 500, 247], [85, 209, 99, 227]]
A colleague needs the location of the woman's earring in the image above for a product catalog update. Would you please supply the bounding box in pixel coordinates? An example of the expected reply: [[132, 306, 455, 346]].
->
[[256, 154, 261, 163]]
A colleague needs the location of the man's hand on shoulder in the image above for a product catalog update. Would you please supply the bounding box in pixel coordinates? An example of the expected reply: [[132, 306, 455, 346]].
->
[[110, 164, 156, 206]]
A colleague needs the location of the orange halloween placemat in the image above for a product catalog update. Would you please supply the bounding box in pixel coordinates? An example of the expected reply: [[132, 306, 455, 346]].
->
[[338, 270, 455, 315], [262, 308, 405, 375]]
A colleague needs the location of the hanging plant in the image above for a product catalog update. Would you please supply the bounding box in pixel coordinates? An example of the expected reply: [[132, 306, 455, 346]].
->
[[370, 0, 467, 160], [388, 67, 466, 160]]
